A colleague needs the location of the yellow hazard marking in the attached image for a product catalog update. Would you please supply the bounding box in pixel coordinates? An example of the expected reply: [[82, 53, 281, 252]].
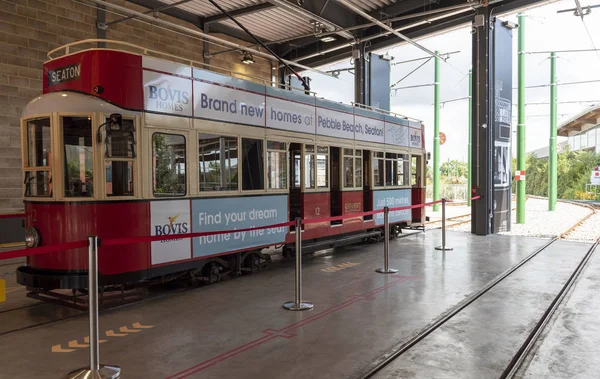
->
[[52, 344, 74, 353], [52, 322, 155, 353], [321, 262, 360, 273], [0, 279, 5, 303]]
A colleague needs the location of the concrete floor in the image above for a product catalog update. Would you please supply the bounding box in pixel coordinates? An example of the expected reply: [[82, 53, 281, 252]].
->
[[0, 231, 594, 379]]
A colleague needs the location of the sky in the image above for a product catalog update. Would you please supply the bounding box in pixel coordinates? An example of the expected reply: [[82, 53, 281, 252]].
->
[[306, 0, 600, 163]]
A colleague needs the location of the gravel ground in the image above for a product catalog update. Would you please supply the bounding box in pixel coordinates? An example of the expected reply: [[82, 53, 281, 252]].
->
[[563, 209, 600, 242], [449, 198, 593, 238]]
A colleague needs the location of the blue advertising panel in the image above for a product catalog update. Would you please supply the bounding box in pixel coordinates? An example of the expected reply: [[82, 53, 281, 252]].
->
[[191, 195, 289, 257], [373, 189, 412, 226]]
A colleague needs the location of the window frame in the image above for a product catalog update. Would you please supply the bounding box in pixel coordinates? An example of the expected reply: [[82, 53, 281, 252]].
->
[[151, 131, 188, 198], [100, 115, 138, 199], [372, 149, 412, 189], [342, 147, 362, 190], [240, 136, 266, 193], [266, 139, 288, 192], [57, 113, 97, 201], [197, 132, 240, 194], [22, 114, 54, 199]]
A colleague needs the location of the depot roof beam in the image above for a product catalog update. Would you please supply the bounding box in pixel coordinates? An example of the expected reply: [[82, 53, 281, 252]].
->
[[266, 0, 356, 40], [332, 0, 447, 61], [204, 3, 275, 24], [123, 0, 256, 43], [101, 0, 193, 28], [91, 0, 337, 77]]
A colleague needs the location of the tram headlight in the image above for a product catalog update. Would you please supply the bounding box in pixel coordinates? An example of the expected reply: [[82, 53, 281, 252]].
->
[[25, 227, 40, 248]]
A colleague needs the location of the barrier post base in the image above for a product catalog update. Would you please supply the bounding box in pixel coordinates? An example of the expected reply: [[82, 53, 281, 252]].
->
[[282, 301, 313, 311], [435, 246, 453, 251], [375, 268, 398, 274], [68, 365, 121, 379]]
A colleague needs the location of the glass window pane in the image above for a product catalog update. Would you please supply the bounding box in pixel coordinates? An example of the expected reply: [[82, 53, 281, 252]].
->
[[267, 140, 286, 150], [63, 117, 93, 197], [24, 171, 51, 197], [386, 152, 396, 159], [27, 118, 51, 168], [344, 148, 353, 156], [411, 156, 418, 186], [105, 119, 135, 158], [153, 133, 186, 196], [305, 144, 315, 153], [355, 157, 362, 187], [317, 146, 329, 154], [355, 149, 362, 157], [304, 153, 315, 189], [268, 151, 287, 189], [344, 156, 354, 188], [374, 157, 384, 187], [317, 153, 328, 188], [105, 160, 134, 196], [242, 138, 264, 191], [386, 158, 399, 186], [199, 134, 238, 191]]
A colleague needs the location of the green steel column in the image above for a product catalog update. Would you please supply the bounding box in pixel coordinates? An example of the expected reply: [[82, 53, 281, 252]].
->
[[468, 69, 472, 206], [433, 50, 441, 212], [517, 14, 526, 223], [549, 52, 557, 210]]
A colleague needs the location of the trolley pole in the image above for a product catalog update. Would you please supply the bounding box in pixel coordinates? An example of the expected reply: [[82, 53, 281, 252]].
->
[[435, 199, 453, 251], [68, 236, 120, 379], [517, 13, 526, 223], [468, 69, 473, 207], [376, 207, 398, 274], [549, 52, 558, 211], [283, 218, 313, 311], [433, 50, 441, 212]]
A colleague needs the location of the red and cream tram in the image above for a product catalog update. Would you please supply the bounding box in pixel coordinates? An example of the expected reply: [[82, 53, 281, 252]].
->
[[17, 41, 426, 296]]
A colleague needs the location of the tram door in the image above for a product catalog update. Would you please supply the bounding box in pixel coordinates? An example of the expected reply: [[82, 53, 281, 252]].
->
[[363, 150, 373, 220], [330, 147, 342, 225], [289, 143, 303, 231]]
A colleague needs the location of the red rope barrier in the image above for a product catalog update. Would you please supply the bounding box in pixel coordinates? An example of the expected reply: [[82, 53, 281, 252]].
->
[[0, 197, 480, 261], [0, 213, 25, 219]]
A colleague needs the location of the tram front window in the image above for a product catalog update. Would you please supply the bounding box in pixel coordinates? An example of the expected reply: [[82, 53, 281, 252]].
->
[[24, 118, 52, 197], [63, 116, 93, 198]]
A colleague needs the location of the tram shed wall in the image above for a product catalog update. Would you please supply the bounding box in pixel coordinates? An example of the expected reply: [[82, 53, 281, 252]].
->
[[0, 0, 273, 215]]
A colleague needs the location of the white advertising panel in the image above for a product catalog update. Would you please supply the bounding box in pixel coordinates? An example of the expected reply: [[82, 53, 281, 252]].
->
[[385, 122, 408, 146], [354, 115, 385, 144], [142, 56, 192, 77], [409, 128, 423, 148], [150, 200, 191, 265], [591, 169, 600, 185], [267, 96, 316, 134], [143, 70, 193, 117], [316, 107, 355, 140], [194, 81, 265, 127]]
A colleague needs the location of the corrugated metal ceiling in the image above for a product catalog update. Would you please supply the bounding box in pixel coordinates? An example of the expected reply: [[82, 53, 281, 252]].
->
[[161, 0, 266, 18]]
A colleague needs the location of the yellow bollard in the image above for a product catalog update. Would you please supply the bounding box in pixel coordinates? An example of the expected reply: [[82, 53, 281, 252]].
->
[[0, 279, 5, 302]]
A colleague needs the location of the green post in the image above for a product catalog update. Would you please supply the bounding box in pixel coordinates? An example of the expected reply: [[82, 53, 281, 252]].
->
[[468, 69, 472, 206], [516, 14, 526, 223], [549, 52, 557, 210], [433, 50, 441, 212]]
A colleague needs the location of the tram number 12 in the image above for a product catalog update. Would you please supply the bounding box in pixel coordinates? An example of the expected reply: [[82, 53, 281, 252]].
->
[[315, 207, 320, 216]]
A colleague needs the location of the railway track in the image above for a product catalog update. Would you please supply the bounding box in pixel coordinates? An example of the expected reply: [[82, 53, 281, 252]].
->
[[353, 232, 600, 379]]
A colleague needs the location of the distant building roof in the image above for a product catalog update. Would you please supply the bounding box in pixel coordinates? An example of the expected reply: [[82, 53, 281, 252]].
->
[[527, 141, 569, 159], [557, 104, 600, 137]]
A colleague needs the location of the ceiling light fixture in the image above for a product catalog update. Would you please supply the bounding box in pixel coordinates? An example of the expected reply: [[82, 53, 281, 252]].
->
[[320, 36, 336, 43], [241, 52, 254, 64]]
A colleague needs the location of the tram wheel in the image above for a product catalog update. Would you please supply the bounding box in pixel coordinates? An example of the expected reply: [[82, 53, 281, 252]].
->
[[282, 246, 294, 258], [243, 253, 262, 274], [204, 262, 223, 284]]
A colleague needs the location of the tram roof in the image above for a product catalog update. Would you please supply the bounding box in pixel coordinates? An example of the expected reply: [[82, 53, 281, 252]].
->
[[121, 0, 550, 68], [557, 105, 600, 137], [21, 92, 142, 119]]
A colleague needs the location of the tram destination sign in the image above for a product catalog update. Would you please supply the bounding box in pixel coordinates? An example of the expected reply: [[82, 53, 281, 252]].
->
[[47, 63, 81, 86]]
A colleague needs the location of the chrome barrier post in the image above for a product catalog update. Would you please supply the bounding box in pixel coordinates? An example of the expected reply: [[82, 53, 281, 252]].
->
[[435, 199, 453, 251], [376, 207, 398, 274], [68, 236, 121, 379], [283, 218, 313, 311]]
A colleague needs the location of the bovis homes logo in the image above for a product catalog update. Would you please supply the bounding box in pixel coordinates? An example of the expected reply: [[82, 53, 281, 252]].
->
[[155, 214, 189, 242], [148, 85, 190, 113]]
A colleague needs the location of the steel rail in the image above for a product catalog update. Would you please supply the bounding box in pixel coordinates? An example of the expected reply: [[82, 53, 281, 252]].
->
[[500, 236, 600, 379], [353, 237, 558, 379]]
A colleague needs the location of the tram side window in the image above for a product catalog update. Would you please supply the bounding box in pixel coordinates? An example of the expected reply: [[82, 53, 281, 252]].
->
[[373, 151, 385, 187], [267, 141, 286, 189], [153, 133, 186, 196], [317, 146, 329, 188], [24, 118, 52, 197], [304, 144, 315, 189], [343, 149, 361, 188], [63, 117, 93, 198], [241, 138, 264, 191], [199, 134, 238, 191], [385, 153, 410, 187], [105, 119, 135, 196]]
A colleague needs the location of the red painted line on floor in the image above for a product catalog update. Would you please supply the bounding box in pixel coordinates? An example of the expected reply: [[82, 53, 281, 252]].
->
[[166, 276, 415, 379]]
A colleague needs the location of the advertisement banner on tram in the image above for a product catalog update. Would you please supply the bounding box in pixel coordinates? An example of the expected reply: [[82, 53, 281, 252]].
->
[[373, 189, 412, 225], [191, 195, 289, 257], [150, 200, 192, 265]]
